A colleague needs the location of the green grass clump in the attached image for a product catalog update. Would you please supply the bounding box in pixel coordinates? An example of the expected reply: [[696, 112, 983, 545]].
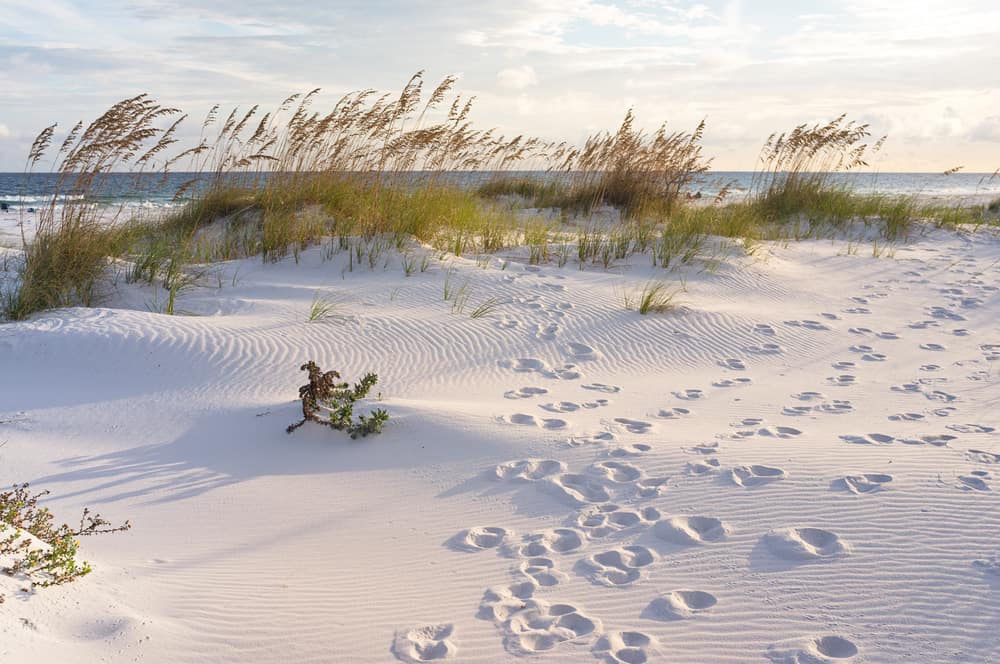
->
[[624, 281, 680, 314]]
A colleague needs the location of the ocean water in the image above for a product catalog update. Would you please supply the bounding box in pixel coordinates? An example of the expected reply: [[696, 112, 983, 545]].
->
[[1, 171, 997, 212]]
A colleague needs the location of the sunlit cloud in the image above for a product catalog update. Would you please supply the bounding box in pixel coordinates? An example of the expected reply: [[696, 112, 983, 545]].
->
[[1, 0, 998, 170]]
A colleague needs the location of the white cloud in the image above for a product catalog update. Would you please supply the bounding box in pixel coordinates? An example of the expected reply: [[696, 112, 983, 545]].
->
[[971, 116, 1000, 142], [0, 0, 998, 170], [497, 65, 538, 90]]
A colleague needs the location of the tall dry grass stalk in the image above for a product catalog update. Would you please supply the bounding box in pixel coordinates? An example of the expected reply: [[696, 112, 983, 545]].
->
[[751, 114, 884, 220], [7, 74, 994, 320], [9, 96, 183, 319]]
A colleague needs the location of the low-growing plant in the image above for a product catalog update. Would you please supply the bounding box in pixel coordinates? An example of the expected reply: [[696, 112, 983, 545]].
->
[[307, 290, 342, 323], [469, 296, 503, 319], [286, 361, 388, 438], [623, 281, 680, 314], [1, 483, 130, 593]]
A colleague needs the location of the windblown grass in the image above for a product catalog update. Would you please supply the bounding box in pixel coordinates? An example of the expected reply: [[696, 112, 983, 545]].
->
[[623, 281, 680, 314], [5, 74, 996, 321]]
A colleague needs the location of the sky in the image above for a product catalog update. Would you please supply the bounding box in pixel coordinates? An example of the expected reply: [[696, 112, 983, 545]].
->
[[1, 0, 999, 172]]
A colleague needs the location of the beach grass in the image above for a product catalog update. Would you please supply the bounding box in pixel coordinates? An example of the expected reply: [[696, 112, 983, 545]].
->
[[4, 74, 997, 321]]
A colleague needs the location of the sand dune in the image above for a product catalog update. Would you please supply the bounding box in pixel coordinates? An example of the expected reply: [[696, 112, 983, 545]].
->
[[1, 228, 998, 662]]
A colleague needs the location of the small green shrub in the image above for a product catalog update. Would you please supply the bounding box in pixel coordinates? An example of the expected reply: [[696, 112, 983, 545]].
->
[[1, 483, 130, 594], [286, 361, 389, 438]]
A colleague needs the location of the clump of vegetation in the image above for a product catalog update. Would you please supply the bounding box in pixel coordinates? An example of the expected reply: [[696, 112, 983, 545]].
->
[[7, 95, 184, 320], [1, 483, 130, 594], [286, 361, 389, 438], [752, 115, 884, 223], [623, 281, 680, 314]]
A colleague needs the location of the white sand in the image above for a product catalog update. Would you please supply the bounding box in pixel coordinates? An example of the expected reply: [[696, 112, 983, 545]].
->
[[1, 226, 998, 663]]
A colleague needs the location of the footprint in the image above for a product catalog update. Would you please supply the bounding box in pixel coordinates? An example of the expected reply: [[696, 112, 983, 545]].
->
[[861, 352, 887, 362], [546, 473, 611, 505], [656, 407, 691, 419], [484, 594, 600, 656], [785, 319, 830, 331], [782, 405, 813, 416], [501, 358, 580, 380], [540, 401, 581, 413], [926, 306, 965, 321], [635, 476, 669, 498], [504, 386, 549, 399], [731, 465, 787, 487], [835, 473, 893, 494], [392, 624, 457, 662], [645, 590, 717, 620], [907, 434, 955, 447], [764, 527, 849, 560], [654, 515, 729, 545], [831, 361, 856, 370], [672, 388, 704, 400], [570, 431, 617, 446], [614, 418, 653, 434], [580, 545, 657, 587], [839, 433, 894, 445], [503, 528, 584, 557], [593, 631, 656, 663], [820, 312, 840, 320], [516, 557, 565, 587], [712, 377, 753, 388], [843, 307, 871, 314], [967, 449, 1000, 464], [687, 458, 721, 475], [814, 400, 853, 415], [920, 343, 946, 351], [553, 365, 581, 380], [766, 636, 859, 662], [494, 459, 566, 482], [876, 331, 900, 340], [890, 382, 921, 393], [744, 343, 783, 355], [972, 555, 1000, 577], [849, 344, 873, 353], [576, 504, 661, 539], [827, 374, 857, 386], [582, 399, 610, 409], [957, 473, 991, 491], [793, 391, 825, 402], [687, 442, 719, 455], [567, 342, 600, 361], [583, 383, 621, 393], [478, 582, 538, 623], [757, 426, 803, 439], [888, 412, 924, 422], [753, 323, 776, 336], [946, 423, 995, 434], [508, 413, 538, 426], [508, 358, 546, 373], [531, 322, 559, 341], [605, 443, 652, 458], [591, 460, 642, 483], [924, 390, 958, 403], [718, 357, 746, 370], [452, 527, 508, 552]]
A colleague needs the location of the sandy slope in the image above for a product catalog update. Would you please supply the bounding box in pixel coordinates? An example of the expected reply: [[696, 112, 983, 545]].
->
[[1, 228, 998, 663]]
